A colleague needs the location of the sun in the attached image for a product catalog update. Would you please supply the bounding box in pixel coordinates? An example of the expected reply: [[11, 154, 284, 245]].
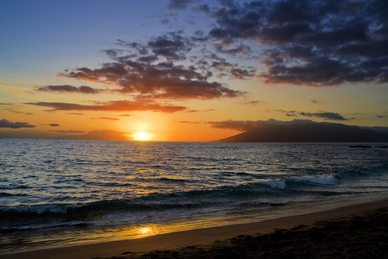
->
[[133, 132, 152, 141]]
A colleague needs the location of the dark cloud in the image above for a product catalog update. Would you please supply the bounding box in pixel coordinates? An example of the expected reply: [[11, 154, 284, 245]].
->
[[299, 112, 348, 121], [230, 67, 256, 79], [203, 0, 388, 86], [0, 119, 35, 129], [191, 30, 208, 42], [48, 123, 60, 127], [219, 45, 251, 55], [60, 58, 243, 100], [276, 110, 348, 121], [38, 85, 101, 94], [26, 100, 186, 113], [167, 0, 193, 10], [161, 18, 169, 24], [58, 30, 247, 100], [148, 32, 192, 60]]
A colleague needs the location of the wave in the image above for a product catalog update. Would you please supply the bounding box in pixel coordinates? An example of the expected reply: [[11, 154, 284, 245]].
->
[[292, 175, 336, 185], [0, 192, 28, 197], [0, 222, 88, 233], [262, 180, 286, 189]]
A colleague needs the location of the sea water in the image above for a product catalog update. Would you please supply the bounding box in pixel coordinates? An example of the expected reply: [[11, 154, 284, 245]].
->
[[1, 139, 388, 254]]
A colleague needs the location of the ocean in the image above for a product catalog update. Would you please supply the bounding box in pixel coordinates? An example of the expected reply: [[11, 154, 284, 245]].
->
[[1, 139, 388, 254]]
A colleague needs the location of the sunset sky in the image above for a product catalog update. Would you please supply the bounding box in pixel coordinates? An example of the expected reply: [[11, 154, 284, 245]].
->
[[1, 0, 387, 141]]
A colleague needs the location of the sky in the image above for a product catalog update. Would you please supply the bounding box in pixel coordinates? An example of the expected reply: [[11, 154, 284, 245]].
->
[[0, 0, 387, 142]]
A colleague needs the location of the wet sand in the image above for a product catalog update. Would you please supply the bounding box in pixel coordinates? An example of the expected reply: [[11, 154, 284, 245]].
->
[[2, 199, 388, 259]]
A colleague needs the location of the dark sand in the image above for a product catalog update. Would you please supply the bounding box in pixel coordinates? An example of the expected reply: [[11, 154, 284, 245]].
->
[[2, 199, 388, 259]]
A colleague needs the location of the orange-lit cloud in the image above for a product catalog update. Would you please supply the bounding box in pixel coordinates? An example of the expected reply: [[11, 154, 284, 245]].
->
[[26, 100, 186, 113], [93, 117, 120, 120]]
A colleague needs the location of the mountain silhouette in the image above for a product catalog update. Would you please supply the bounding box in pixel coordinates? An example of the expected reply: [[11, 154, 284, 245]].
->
[[218, 121, 388, 142]]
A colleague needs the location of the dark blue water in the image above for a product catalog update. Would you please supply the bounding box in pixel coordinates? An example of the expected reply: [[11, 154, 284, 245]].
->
[[1, 139, 388, 254]]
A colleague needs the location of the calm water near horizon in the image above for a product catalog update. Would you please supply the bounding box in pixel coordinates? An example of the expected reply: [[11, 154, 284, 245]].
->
[[1, 139, 388, 254]]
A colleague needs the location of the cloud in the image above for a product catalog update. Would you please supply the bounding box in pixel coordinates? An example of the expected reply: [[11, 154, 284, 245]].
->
[[60, 60, 243, 100], [148, 32, 192, 60], [167, 0, 193, 10], [67, 113, 84, 115], [38, 85, 102, 94], [58, 31, 245, 100], [276, 110, 349, 121], [0, 130, 128, 141], [72, 130, 129, 141], [175, 120, 203, 124], [94, 117, 120, 120], [26, 100, 186, 113], [49, 130, 86, 134], [202, 0, 388, 86], [299, 112, 348, 121], [237, 100, 262, 105], [48, 123, 60, 127], [0, 119, 35, 129]]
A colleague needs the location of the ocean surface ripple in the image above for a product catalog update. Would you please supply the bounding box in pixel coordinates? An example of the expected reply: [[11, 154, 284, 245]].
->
[[1, 139, 387, 254]]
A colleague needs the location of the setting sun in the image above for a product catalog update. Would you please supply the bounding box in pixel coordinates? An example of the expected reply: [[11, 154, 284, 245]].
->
[[133, 132, 152, 141]]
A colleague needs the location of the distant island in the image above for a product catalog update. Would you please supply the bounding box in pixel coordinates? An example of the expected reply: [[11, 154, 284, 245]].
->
[[217, 121, 388, 143]]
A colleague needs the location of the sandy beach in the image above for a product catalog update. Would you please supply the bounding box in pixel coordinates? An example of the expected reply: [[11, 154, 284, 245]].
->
[[2, 198, 387, 259]]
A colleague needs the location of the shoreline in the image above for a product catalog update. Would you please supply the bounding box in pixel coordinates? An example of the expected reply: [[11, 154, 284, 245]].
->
[[2, 198, 387, 259]]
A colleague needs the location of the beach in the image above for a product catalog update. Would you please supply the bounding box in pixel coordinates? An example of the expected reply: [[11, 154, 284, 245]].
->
[[2, 199, 387, 259]]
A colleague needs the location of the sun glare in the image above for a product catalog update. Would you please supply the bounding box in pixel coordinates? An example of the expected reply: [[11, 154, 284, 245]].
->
[[134, 132, 152, 141]]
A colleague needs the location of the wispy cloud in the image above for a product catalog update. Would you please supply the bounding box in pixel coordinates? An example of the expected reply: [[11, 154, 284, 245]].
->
[[26, 100, 186, 113], [93, 117, 120, 121], [49, 130, 86, 134]]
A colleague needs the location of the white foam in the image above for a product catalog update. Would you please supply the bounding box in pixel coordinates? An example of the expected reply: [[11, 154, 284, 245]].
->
[[262, 180, 286, 189], [293, 175, 336, 185]]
